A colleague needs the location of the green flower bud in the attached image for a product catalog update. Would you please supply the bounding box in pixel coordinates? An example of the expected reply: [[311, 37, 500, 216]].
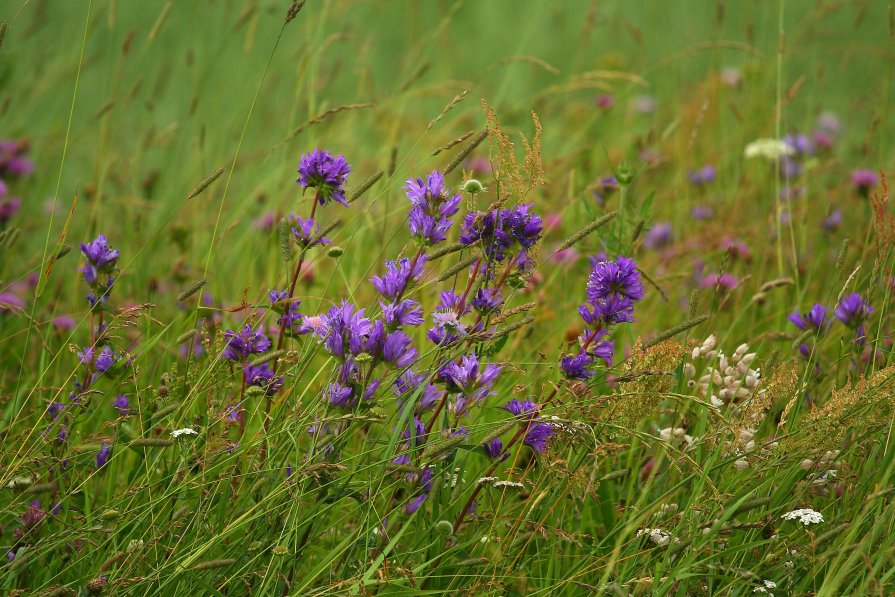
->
[[327, 246, 344, 258], [462, 178, 485, 194]]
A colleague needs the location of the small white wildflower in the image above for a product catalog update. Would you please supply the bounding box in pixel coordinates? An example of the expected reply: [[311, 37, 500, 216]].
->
[[171, 427, 198, 438], [637, 527, 671, 546], [477, 476, 499, 485], [783, 560, 794, 569], [763, 581, 777, 589], [479, 535, 490, 544], [744, 138, 794, 160], [734, 458, 749, 471], [781, 508, 823, 525], [492, 480, 525, 489]]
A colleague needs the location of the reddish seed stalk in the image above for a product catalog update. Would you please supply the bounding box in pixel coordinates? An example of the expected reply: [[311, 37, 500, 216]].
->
[[261, 189, 321, 462]]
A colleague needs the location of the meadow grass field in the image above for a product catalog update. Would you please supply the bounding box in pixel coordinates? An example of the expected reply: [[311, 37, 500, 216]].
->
[[1, 1, 894, 595]]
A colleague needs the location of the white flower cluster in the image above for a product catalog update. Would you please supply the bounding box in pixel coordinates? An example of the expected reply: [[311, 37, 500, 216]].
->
[[658, 427, 694, 448], [636, 527, 673, 546], [753, 579, 777, 595], [171, 427, 198, 438], [744, 138, 794, 161], [781, 508, 824, 526], [686, 336, 760, 407]]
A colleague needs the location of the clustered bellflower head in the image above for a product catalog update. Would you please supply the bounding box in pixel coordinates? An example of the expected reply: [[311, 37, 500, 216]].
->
[[561, 256, 645, 380], [688, 165, 716, 187], [223, 324, 282, 396], [496, 398, 555, 455], [290, 215, 332, 248], [459, 203, 544, 263], [370, 256, 427, 300], [404, 170, 462, 246], [0, 139, 34, 179], [297, 149, 351, 206], [438, 353, 502, 418], [79, 234, 120, 307], [788, 304, 831, 358], [835, 293, 874, 345], [306, 300, 419, 411], [593, 175, 619, 206]]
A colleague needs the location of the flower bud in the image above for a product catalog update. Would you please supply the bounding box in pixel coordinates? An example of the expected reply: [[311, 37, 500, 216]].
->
[[462, 179, 485, 194], [326, 246, 344, 258]]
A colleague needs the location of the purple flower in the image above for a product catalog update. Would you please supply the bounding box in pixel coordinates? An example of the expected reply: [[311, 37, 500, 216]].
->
[[502, 398, 538, 417], [291, 216, 331, 247], [439, 354, 501, 412], [788, 304, 831, 332], [700, 272, 738, 290], [321, 301, 372, 359], [851, 169, 878, 195], [223, 325, 271, 361], [835, 293, 873, 328], [721, 237, 751, 261], [483, 437, 504, 459], [427, 310, 467, 346], [784, 133, 815, 156], [370, 256, 427, 300], [587, 257, 645, 303], [112, 394, 129, 416], [523, 422, 555, 454], [297, 149, 351, 206], [0, 140, 34, 178], [459, 204, 543, 262], [404, 171, 462, 246], [822, 209, 843, 232], [0, 291, 24, 312], [244, 363, 284, 395], [393, 370, 444, 413], [52, 315, 76, 331], [471, 288, 502, 315], [561, 353, 596, 380], [0, 197, 20, 223], [593, 176, 619, 206], [325, 381, 355, 408], [269, 289, 303, 332], [95, 442, 112, 468], [80, 234, 120, 272], [643, 222, 672, 250], [381, 299, 424, 328], [688, 165, 716, 186], [47, 401, 66, 420], [692, 205, 714, 220], [95, 346, 115, 373], [405, 492, 428, 514]]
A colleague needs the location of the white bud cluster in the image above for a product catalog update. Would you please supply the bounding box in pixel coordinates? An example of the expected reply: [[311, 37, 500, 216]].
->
[[658, 427, 694, 448], [689, 338, 760, 406]]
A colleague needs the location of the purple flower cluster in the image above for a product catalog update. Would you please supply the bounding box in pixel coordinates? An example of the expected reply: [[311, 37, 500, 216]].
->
[[688, 165, 716, 186], [501, 398, 555, 453], [851, 169, 878, 196], [561, 256, 645, 380], [789, 293, 875, 353], [459, 203, 543, 263], [223, 324, 282, 396], [370, 256, 427, 300], [297, 149, 351, 206], [291, 216, 332, 248], [404, 171, 462, 246], [79, 235, 120, 307], [438, 353, 502, 417]]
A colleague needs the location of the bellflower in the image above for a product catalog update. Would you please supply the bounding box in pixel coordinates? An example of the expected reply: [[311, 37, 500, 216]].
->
[[223, 325, 271, 361], [296, 149, 351, 206], [404, 170, 462, 246], [381, 299, 424, 328], [96, 443, 112, 468], [393, 370, 444, 413], [291, 216, 331, 248], [370, 256, 427, 300], [788, 304, 831, 333], [459, 203, 543, 262]]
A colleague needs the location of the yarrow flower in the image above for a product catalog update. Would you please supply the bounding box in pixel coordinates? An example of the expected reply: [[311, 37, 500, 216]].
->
[[744, 138, 794, 161], [404, 170, 462, 246], [171, 427, 198, 438], [781, 508, 823, 525], [297, 149, 351, 206]]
